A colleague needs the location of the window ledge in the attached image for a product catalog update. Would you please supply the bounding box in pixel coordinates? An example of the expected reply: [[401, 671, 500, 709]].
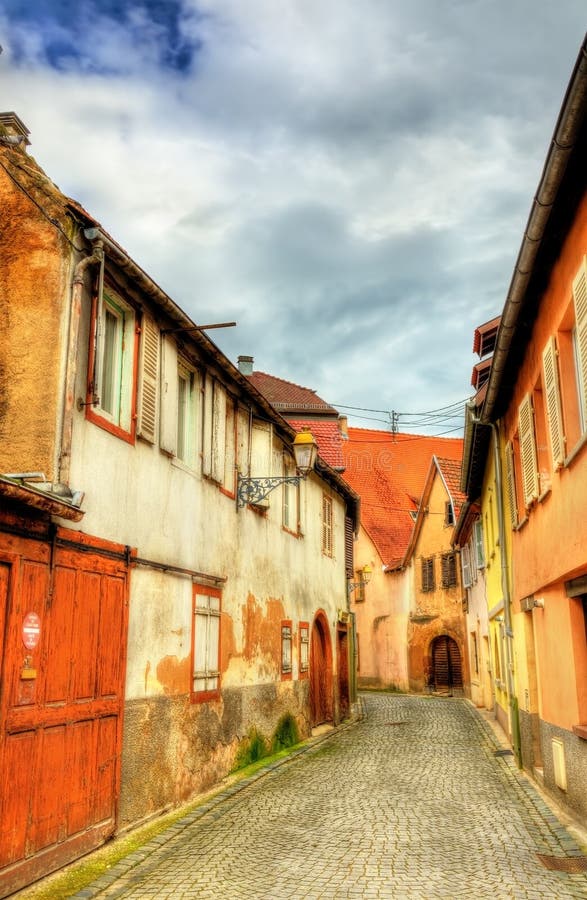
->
[[538, 486, 551, 504], [572, 724, 587, 741]]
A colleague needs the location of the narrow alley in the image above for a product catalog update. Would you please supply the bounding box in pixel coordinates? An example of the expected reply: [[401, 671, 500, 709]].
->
[[57, 693, 587, 900]]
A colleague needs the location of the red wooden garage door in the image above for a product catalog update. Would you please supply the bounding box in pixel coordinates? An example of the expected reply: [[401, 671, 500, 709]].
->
[[0, 527, 130, 898]]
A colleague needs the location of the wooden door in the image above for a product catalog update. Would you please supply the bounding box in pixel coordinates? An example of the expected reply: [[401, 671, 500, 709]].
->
[[0, 530, 130, 898], [337, 624, 350, 720], [309, 613, 333, 727], [431, 635, 462, 692]]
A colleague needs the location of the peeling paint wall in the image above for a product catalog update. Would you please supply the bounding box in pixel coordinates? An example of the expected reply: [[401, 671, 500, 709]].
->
[[0, 160, 71, 480]]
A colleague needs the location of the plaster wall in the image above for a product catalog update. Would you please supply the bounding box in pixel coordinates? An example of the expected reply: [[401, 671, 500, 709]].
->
[[0, 163, 71, 480], [351, 528, 410, 691]]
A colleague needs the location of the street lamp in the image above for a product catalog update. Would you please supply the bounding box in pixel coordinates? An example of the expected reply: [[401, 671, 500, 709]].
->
[[348, 564, 372, 595], [237, 430, 319, 509]]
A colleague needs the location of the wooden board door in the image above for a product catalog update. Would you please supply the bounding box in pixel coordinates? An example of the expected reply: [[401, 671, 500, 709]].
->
[[309, 613, 333, 727], [0, 532, 129, 898]]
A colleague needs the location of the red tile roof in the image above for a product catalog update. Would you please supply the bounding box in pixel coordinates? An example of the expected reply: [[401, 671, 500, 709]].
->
[[342, 428, 463, 566], [288, 419, 345, 470], [436, 456, 467, 520], [247, 371, 339, 415]]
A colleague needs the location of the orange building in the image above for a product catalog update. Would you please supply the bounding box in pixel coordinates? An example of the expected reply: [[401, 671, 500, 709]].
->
[[341, 429, 463, 692], [475, 36, 587, 822]]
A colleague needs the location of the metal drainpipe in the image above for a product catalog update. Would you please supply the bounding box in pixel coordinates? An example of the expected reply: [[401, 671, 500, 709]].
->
[[57, 243, 104, 485], [488, 419, 521, 764]]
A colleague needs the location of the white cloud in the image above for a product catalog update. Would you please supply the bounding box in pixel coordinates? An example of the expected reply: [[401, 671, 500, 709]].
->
[[0, 0, 585, 431]]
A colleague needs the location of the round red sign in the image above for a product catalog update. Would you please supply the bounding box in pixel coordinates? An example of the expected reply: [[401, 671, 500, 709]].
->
[[22, 612, 41, 651]]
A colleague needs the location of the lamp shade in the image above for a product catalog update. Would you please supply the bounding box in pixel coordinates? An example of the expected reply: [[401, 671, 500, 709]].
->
[[292, 430, 318, 475]]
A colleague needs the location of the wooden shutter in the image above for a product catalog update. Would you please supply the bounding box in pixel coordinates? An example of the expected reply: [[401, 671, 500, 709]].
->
[[421, 557, 434, 592], [504, 441, 518, 527], [137, 314, 159, 443], [322, 494, 333, 555], [344, 516, 354, 577], [202, 375, 213, 476], [461, 544, 472, 589], [159, 336, 178, 455], [542, 337, 565, 468], [211, 383, 226, 483], [573, 258, 587, 426], [441, 552, 457, 588], [518, 394, 539, 506]]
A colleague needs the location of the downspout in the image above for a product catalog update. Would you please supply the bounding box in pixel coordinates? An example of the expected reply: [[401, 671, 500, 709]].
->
[[488, 419, 521, 764], [58, 241, 104, 485]]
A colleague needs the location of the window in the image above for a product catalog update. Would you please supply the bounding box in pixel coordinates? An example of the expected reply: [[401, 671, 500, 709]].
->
[[354, 567, 368, 602], [542, 336, 565, 469], [473, 520, 485, 569], [471, 632, 479, 677], [518, 393, 539, 507], [281, 621, 292, 679], [88, 289, 137, 440], [441, 552, 458, 588], [322, 494, 333, 556], [176, 362, 197, 467], [282, 457, 300, 533], [573, 258, 587, 431], [444, 501, 455, 526], [421, 556, 435, 593], [192, 587, 221, 701], [461, 544, 472, 589], [505, 439, 519, 528], [137, 313, 159, 443], [299, 622, 309, 677]]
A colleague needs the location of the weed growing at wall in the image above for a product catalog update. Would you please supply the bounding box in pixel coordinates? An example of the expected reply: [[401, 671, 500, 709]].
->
[[271, 713, 300, 753], [232, 727, 269, 771]]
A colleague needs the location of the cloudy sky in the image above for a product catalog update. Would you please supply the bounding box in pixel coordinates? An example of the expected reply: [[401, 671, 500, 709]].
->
[[2, 2, 585, 434]]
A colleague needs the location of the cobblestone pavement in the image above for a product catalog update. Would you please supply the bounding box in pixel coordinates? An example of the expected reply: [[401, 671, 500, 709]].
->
[[73, 694, 587, 899]]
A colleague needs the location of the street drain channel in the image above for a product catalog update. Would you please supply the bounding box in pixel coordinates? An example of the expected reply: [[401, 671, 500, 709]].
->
[[537, 854, 587, 873], [494, 749, 514, 757]]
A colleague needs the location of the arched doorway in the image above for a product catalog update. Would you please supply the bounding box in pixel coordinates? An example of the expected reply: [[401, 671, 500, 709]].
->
[[430, 635, 462, 694], [310, 612, 333, 726]]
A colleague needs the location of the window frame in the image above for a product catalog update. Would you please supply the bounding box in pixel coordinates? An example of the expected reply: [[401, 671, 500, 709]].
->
[[441, 551, 458, 589], [421, 556, 435, 593], [322, 493, 333, 557], [175, 360, 198, 468], [281, 620, 293, 680], [86, 287, 138, 443], [298, 622, 309, 678], [191, 586, 222, 703]]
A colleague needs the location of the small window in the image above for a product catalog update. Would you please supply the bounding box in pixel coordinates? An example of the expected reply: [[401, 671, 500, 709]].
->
[[322, 494, 333, 557], [281, 621, 292, 679], [421, 557, 435, 593], [88, 290, 137, 440], [518, 393, 539, 507], [473, 520, 485, 569], [192, 587, 221, 701], [471, 632, 479, 677], [441, 552, 458, 589], [354, 568, 368, 602], [461, 545, 472, 589], [299, 622, 309, 676], [176, 363, 197, 467], [444, 501, 455, 527]]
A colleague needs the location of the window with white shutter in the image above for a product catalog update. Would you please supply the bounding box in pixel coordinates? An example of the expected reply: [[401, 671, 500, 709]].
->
[[518, 394, 539, 507], [505, 441, 519, 527], [159, 335, 178, 456], [573, 257, 587, 431], [137, 313, 159, 443], [461, 544, 472, 589], [474, 519, 485, 568], [542, 336, 565, 468], [322, 494, 333, 557], [192, 587, 221, 701]]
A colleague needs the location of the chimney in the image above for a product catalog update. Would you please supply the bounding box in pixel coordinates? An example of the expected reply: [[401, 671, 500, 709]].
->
[[338, 415, 348, 439], [238, 355, 254, 376], [0, 112, 30, 148]]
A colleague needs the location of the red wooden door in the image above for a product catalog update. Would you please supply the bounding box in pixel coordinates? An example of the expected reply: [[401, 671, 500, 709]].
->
[[431, 635, 463, 692], [309, 613, 333, 727], [0, 530, 130, 898]]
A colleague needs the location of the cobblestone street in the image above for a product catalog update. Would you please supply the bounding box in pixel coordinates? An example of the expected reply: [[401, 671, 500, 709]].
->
[[72, 694, 587, 900]]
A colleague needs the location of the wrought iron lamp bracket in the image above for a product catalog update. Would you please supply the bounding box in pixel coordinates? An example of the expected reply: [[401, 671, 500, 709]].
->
[[236, 474, 302, 508]]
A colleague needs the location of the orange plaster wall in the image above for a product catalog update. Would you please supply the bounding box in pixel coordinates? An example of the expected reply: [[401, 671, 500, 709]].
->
[[532, 585, 580, 729], [505, 194, 587, 600], [0, 160, 72, 480]]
